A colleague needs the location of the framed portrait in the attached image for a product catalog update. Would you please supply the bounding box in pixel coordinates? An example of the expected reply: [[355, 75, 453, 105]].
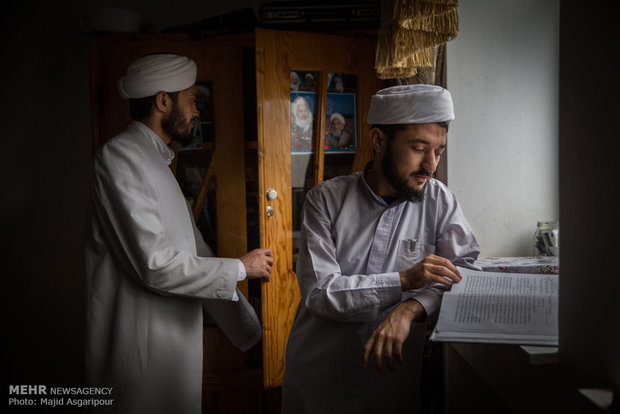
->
[[327, 73, 357, 93], [290, 92, 317, 153], [290, 70, 318, 92], [325, 93, 356, 153]]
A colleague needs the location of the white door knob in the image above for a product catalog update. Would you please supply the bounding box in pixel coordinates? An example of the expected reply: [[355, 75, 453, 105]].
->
[[266, 188, 278, 201]]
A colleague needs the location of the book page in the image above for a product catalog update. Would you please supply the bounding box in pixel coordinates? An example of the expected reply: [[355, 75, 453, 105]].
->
[[432, 267, 558, 345]]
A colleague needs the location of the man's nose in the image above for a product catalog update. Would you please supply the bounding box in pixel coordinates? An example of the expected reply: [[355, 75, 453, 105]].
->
[[421, 151, 438, 173]]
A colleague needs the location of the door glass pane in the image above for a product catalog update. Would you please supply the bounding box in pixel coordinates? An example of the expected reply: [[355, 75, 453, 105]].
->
[[176, 81, 217, 250], [324, 73, 357, 180], [290, 70, 318, 265]]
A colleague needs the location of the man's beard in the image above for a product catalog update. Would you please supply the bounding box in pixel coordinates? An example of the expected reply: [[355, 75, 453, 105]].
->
[[162, 103, 193, 146], [295, 115, 312, 132], [381, 142, 431, 203]]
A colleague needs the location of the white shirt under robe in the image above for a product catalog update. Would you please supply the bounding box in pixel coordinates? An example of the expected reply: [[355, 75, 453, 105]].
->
[[281, 166, 480, 413], [85, 121, 261, 414]]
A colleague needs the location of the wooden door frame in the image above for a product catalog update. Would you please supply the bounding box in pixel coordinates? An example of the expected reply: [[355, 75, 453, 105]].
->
[[255, 27, 385, 389]]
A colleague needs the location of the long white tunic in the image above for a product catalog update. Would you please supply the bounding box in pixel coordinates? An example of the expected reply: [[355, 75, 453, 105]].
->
[[281, 167, 480, 413], [85, 121, 260, 414]]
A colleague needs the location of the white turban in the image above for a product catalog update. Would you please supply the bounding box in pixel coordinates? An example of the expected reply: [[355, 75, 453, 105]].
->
[[366, 84, 454, 125], [330, 112, 345, 124], [118, 54, 197, 99]]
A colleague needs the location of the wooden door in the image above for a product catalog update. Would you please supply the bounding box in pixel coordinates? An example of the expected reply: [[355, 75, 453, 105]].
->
[[255, 28, 385, 389]]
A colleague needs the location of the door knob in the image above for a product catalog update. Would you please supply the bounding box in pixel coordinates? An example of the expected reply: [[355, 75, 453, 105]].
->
[[266, 188, 278, 201]]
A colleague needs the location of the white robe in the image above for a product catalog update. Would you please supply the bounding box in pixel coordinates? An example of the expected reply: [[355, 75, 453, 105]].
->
[[282, 166, 480, 413], [85, 121, 261, 414]]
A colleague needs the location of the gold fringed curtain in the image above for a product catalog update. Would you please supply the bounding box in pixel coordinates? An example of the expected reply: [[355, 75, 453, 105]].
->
[[375, 0, 458, 81]]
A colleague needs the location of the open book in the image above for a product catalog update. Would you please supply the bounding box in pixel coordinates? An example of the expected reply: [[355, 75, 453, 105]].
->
[[430, 267, 558, 346]]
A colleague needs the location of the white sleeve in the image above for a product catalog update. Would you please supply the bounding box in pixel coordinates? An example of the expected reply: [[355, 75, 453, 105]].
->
[[92, 145, 239, 300]]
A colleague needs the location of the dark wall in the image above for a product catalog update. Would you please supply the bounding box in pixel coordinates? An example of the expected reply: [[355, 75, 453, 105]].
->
[[559, 0, 620, 394], [3, 1, 92, 392]]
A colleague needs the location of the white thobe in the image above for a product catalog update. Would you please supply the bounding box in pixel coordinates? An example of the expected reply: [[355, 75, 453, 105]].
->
[[85, 121, 261, 414], [281, 166, 480, 413]]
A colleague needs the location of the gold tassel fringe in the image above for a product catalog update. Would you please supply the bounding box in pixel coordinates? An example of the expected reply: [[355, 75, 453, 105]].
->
[[375, 0, 459, 80]]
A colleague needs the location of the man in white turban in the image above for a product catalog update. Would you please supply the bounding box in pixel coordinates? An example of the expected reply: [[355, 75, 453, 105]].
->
[[282, 84, 480, 413], [85, 53, 273, 414], [325, 112, 351, 150]]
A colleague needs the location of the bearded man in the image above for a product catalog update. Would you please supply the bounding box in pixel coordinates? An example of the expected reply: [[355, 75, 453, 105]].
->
[[282, 84, 481, 413], [325, 112, 351, 150], [85, 54, 273, 414]]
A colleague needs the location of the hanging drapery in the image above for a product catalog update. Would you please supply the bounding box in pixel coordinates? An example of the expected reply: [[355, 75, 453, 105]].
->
[[375, 0, 459, 80], [398, 44, 446, 86]]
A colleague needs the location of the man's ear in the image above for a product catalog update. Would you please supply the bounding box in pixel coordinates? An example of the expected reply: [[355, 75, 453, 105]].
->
[[370, 127, 386, 155], [154, 91, 170, 113]]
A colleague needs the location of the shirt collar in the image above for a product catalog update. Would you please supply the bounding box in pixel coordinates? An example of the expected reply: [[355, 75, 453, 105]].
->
[[129, 121, 175, 165], [361, 161, 392, 206]]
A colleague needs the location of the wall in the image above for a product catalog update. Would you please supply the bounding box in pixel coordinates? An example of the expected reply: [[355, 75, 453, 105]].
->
[[446, 0, 559, 258], [446, 0, 619, 400], [559, 0, 619, 398], [3, 1, 92, 390]]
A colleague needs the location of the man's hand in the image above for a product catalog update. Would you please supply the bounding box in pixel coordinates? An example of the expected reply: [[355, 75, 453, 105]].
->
[[239, 248, 273, 281], [399, 254, 461, 291], [362, 300, 426, 373]]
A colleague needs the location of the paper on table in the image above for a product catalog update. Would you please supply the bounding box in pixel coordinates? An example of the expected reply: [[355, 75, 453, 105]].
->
[[430, 267, 558, 346]]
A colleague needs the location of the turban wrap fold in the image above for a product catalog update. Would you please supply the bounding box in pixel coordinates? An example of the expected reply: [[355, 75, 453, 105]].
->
[[367, 84, 454, 125], [118, 54, 197, 100], [330, 113, 345, 124]]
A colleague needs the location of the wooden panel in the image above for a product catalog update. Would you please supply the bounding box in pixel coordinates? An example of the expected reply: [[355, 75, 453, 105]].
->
[[256, 28, 298, 390], [313, 71, 328, 185], [209, 44, 248, 297], [256, 28, 386, 389]]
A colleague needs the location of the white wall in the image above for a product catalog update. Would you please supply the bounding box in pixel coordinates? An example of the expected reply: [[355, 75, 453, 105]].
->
[[446, 0, 559, 257]]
